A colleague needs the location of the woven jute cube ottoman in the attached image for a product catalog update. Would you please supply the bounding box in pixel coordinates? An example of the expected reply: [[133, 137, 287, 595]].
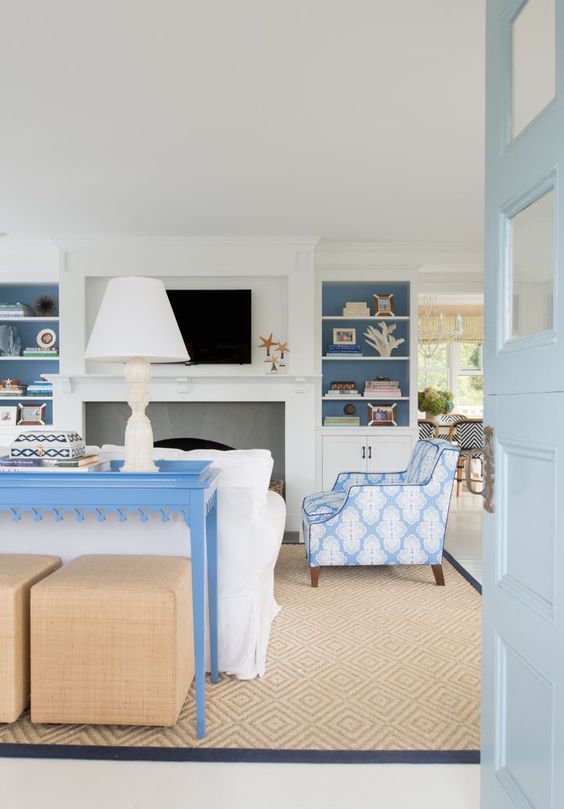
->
[[31, 555, 194, 727], [0, 554, 61, 723]]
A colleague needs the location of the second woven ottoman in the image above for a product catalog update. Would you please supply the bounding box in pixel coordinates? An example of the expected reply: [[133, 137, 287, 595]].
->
[[31, 554, 194, 726], [0, 554, 61, 723]]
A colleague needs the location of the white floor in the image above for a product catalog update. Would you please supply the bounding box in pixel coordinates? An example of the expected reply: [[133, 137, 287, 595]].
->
[[0, 488, 483, 809], [445, 486, 483, 585]]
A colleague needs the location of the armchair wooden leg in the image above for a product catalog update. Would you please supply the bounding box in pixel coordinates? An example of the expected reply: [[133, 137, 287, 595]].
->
[[432, 564, 445, 586], [310, 567, 320, 588]]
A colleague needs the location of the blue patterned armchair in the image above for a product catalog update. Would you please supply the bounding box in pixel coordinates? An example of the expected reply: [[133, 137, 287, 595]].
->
[[302, 438, 460, 587]]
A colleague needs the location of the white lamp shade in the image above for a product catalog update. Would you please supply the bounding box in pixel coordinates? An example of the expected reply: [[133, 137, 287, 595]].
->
[[85, 276, 190, 363]]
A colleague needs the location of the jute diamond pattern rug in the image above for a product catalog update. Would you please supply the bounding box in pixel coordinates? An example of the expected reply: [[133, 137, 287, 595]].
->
[[0, 546, 480, 761]]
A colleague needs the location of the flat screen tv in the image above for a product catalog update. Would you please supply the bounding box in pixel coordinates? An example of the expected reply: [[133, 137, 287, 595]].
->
[[166, 289, 252, 364]]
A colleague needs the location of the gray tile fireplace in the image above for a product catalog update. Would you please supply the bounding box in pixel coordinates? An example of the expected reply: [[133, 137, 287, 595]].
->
[[85, 401, 285, 480]]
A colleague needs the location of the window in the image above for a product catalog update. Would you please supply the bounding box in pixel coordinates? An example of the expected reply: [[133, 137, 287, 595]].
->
[[456, 343, 483, 416], [417, 343, 448, 391], [417, 341, 483, 417]]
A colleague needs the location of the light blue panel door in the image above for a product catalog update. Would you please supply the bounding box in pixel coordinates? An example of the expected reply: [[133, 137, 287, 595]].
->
[[483, 1, 564, 807]]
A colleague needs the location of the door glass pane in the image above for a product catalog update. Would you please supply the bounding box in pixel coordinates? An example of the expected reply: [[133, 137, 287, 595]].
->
[[512, 0, 555, 137], [509, 188, 554, 340]]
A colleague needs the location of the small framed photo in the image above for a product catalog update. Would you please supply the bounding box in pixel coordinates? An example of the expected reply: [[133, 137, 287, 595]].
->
[[373, 294, 394, 317], [17, 402, 46, 426], [0, 405, 17, 426], [368, 402, 397, 426], [333, 327, 357, 344]]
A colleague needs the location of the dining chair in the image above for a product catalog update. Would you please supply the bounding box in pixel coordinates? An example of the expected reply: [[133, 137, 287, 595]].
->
[[448, 418, 485, 496], [418, 419, 438, 441], [436, 413, 468, 440]]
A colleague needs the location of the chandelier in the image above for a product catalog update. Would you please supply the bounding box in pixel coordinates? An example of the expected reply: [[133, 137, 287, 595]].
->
[[418, 296, 464, 359]]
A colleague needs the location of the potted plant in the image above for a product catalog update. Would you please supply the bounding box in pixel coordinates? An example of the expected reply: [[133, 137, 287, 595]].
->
[[418, 387, 454, 424]]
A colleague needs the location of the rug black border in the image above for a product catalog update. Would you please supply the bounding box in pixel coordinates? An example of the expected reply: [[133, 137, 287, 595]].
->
[[443, 549, 482, 594], [0, 743, 479, 764], [0, 555, 481, 765]]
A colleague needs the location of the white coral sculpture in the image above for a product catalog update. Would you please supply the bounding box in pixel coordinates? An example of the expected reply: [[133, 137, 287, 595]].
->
[[364, 322, 405, 357]]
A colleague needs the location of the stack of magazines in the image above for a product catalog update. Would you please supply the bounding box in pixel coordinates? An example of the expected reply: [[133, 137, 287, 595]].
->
[[0, 302, 34, 318], [326, 343, 362, 356], [26, 377, 53, 397], [22, 346, 59, 358], [364, 379, 401, 398], [323, 415, 361, 426], [0, 451, 110, 473]]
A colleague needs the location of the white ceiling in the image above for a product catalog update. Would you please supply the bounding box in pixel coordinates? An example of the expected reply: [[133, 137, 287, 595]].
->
[[0, 1, 485, 243]]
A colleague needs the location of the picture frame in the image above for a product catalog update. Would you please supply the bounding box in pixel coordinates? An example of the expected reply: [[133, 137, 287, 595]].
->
[[368, 402, 397, 426], [333, 327, 357, 344], [17, 402, 46, 426], [373, 294, 395, 317], [0, 405, 17, 426]]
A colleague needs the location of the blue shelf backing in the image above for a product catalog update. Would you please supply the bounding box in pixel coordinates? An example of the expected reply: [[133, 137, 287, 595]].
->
[[0, 399, 54, 425], [322, 282, 410, 318], [0, 321, 60, 354], [321, 281, 411, 427], [322, 319, 409, 358], [323, 397, 409, 427], [0, 283, 59, 428], [0, 284, 59, 314]]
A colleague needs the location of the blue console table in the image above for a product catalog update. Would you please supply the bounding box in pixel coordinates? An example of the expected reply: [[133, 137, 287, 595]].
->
[[0, 459, 219, 738]]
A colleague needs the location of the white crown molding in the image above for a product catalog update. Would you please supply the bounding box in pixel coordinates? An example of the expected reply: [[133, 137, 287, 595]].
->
[[53, 235, 322, 251], [316, 238, 483, 253]]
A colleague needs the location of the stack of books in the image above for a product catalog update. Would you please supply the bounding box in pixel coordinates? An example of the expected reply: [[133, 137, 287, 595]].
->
[[364, 379, 402, 398], [0, 452, 110, 473], [342, 301, 370, 317], [22, 346, 59, 359], [0, 380, 27, 397], [27, 377, 54, 397], [0, 303, 34, 318], [323, 415, 361, 426], [326, 381, 360, 397], [326, 343, 362, 356]]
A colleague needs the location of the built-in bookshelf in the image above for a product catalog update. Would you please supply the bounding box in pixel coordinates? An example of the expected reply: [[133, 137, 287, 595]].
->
[[321, 281, 412, 428], [0, 283, 59, 435]]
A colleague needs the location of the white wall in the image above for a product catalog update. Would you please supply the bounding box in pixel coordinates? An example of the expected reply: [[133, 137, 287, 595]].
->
[[0, 238, 59, 281]]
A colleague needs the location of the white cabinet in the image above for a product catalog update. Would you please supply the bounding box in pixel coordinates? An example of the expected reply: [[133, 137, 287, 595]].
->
[[322, 431, 415, 490]]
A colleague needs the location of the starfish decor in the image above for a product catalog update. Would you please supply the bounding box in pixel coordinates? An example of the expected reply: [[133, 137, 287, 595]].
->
[[258, 333, 276, 357]]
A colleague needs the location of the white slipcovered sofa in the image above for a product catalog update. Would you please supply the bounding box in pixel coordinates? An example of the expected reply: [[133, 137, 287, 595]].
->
[[0, 446, 286, 680]]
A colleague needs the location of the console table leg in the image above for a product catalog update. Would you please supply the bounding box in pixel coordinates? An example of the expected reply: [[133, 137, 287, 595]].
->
[[206, 492, 219, 684], [189, 493, 207, 738]]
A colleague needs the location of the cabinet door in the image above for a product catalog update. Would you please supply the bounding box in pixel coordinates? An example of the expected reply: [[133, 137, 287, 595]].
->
[[322, 436, 367, 489], [366, 435, 413, 473]]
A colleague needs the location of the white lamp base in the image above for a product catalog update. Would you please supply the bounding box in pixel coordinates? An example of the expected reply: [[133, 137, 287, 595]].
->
[[121, 356, 158, 473]]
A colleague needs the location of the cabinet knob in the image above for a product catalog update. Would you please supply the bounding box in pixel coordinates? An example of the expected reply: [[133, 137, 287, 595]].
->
[[368, 446, 372, 460], [362, 446, 366, 460]]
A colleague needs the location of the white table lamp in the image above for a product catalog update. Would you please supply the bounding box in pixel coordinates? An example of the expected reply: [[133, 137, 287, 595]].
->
[[84, 276, 189, 472]]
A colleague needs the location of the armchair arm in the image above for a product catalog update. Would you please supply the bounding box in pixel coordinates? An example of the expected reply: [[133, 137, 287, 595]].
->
[[332, 471, 406, 492]]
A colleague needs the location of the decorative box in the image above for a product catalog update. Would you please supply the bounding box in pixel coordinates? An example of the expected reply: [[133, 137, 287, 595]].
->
[[10, 431, 86, 460]]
